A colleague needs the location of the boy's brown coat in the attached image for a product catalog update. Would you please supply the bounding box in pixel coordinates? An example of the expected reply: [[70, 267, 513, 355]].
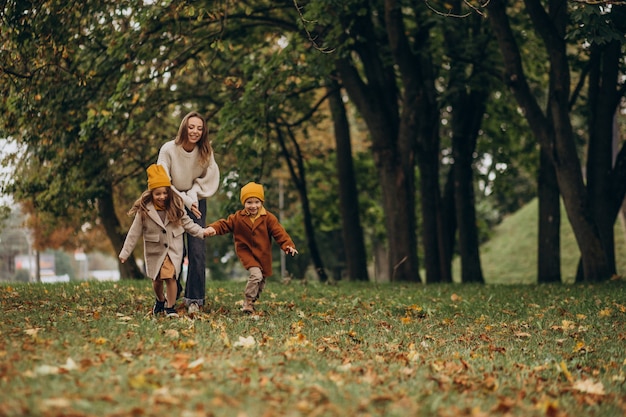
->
[[209, 209, 295, 277]]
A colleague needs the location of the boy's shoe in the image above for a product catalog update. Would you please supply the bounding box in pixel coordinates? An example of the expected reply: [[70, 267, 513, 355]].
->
[[165, 306, 179, 318], [153, 300, 166, 315], [242, 299, 255, 314]]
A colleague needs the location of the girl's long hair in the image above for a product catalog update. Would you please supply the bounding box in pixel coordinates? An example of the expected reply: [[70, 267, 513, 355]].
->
[[175, 111, 213, 166], [128, 187, 186, 226]]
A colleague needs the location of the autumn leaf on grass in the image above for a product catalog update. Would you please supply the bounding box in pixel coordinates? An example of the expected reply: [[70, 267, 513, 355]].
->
[[407, 343, 420, 363], [573, 341, 593, 354], [233, 335, 256, 348], [535, 398, 559, 416], [557, 361, 573, 383], [128, 373, 160, 390], [404, 304, 425, 318], [165, 329, 179, 339], [170, 354, 191, 371], [24, 327, 42, 340], [41, 397, 72, 410], [170, 354, 204, 374], [291, 320, 304, 333], [286, 333, 311, 347], [551, 320, 576, 332], [116, 313, 133, 322], [32, 358, 78, 376], [187, 357, 205, 372], [151, 387, 181, 405], [572, 379, 605, 395], [174, 339, 197, 350], [220, 330, 231, 348]]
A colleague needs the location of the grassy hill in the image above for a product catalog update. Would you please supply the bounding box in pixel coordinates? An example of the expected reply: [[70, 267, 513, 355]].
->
[[453, 198, 626, 284]]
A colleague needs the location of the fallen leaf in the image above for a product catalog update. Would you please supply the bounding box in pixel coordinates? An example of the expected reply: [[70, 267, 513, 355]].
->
[[188, 357, 204, 371], [41, 397, 71, 408], [34, 365, 60, 375], [285, 333, 310, 347], [558, 361, 573, 383], [233, 335, 256, 348], [165, 329, 179, 339], [572, 379, 605, 395]]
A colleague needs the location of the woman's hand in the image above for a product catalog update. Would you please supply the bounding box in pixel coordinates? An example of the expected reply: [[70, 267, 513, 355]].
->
[[190, 203, 202, 219]]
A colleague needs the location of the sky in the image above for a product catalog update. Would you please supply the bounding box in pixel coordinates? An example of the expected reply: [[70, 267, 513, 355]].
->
[[0, 138, 18, 205]]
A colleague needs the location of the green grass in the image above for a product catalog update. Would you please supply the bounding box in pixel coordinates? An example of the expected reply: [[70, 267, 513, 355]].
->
[[1, 279, 625, 416], [454, 199, 626, 284]]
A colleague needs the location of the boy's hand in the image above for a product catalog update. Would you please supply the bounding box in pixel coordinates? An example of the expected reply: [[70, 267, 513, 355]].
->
[[284, 246, 298, 256], [205, 226, 217, 237]]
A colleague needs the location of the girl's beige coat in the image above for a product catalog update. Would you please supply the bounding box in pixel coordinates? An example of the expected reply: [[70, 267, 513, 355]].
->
[[119, 202, 206, 280]]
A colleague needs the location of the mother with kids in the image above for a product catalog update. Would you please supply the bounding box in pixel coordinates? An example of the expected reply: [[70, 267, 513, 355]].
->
[[119, 111, 298, 317]]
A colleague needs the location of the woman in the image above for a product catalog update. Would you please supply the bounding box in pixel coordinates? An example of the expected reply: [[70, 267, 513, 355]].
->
[[157, 111, 219, 314]]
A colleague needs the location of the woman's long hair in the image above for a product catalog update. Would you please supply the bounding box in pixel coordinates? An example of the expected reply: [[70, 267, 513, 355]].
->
[[175, 111, 213, 166], [128, 187, 186, 226]]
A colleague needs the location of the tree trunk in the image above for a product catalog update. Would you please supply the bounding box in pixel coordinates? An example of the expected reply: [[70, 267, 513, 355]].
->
[[442, 0, 489, 285], [537, 146, 561, 283], [450, 90, 485, 284], [441, 167, 457, 275], [585, 39, 623, 277], [97, 182, 145, 279], [335, 56, 420, 283], [275, 128, 329, 283], [327, 80, 369, 281], [416, 136, 447, 283], [386, 0, 440, 282], [487, 0, 611, 282]]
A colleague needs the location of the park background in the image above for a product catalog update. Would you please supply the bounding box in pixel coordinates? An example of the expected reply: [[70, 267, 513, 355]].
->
[[1, 1, 626, 286], [1, 3, 626, 416]]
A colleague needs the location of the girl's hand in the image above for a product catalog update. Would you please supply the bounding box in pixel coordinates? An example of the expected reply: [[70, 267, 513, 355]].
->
[[285, 246, 298, 256], [205, 226, 216, 237]]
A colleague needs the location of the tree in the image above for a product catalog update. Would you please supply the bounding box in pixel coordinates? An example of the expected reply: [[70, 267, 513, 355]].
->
[[487, 0, 626, 282], [327, 79, 369, 281]]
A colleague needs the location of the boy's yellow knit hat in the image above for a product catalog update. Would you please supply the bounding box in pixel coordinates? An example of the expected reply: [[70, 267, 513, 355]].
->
[[240, 182, 264, 204], [147, 164, 171, 190]]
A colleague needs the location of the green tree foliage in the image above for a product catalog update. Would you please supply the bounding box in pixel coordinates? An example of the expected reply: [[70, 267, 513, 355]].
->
[[3, 0, 622, 285]]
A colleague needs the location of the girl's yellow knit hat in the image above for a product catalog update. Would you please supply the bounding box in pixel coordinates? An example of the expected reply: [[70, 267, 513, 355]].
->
[[147, 164, 171, 190], [240, 182, 264, 204]]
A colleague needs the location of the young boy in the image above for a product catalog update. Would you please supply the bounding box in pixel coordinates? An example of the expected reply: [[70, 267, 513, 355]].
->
[[207, 182, 298, 314]]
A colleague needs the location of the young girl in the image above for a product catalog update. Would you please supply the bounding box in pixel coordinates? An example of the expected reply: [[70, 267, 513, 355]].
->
[[119, 164, 212, 318], [206, 182, 298, 314], [157, 111, 220, 314]]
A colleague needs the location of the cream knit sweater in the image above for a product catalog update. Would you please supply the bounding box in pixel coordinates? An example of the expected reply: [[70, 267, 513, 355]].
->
[[157, 140, 220, 209]]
